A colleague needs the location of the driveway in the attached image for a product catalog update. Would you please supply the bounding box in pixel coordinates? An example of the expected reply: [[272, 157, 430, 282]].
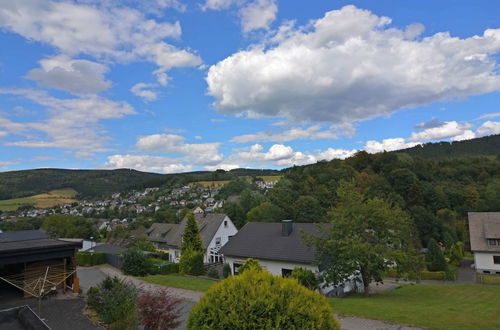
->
[[78, 265, 426, 330]]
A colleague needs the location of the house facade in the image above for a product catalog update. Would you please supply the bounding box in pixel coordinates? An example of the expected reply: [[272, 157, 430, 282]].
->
[[219, 220, 357, 296], [469, 212, 500, 274], [146, 213, 238, 264]]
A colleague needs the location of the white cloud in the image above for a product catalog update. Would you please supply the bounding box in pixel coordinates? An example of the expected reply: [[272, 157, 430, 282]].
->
[[414, 117, 445, 130], [207, 5, 500, 124], [130, 83, 158, 102], [105, 154, 193, 173], [0, 1, 201, 83], [477, 121, 500, 137], [202, 0, 237, 11], [409, 121, 473, 141], [364, 138, 420, 153], [26, 55, 111, 94], [451, 130, 476, 141], [230, 125, 337, 143], [0, 131, 7, 138], [478, 112, 500, 120], [0, 160, 15, 169], [0, 89, 135, 155], [239, 0, 277, 33]]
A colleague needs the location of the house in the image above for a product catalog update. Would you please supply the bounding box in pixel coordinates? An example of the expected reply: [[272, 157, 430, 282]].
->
[[219, 220, 357, 296], [146, 213, 238, 263], [468, 212, 500, 275]]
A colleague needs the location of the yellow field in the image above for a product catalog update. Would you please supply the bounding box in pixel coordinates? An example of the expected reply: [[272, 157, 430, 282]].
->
[[190, 181, 230, 187], [0, 188, 78, 211], [257, 175, 282, 182]]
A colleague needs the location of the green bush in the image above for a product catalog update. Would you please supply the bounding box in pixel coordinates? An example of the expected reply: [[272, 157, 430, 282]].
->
[[420, 271, 446, 281], [86, 286, 100, 309], [222, 263, 231, 278], [122, 249, 153, 276], [187, 269, 340, 329], [207, 266, 219, 279], [76, 251, 107, 266], [291, 267, 319, 291], [151, 260, 179, 275], [179, 250, 204, 276], [238, 258, 262, 274], [426, 238, 448, 272]]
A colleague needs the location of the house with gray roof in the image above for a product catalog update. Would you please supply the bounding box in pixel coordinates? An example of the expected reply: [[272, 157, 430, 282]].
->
[[219, 220, 358, 296], [468, 212, 500, 274], [146, 213, 238, 263]]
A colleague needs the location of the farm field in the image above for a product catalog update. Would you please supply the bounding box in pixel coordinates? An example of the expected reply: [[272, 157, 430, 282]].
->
[[329, 283, 500, 330], [190, 180, 230, 187], [0, 188, 78, 211]]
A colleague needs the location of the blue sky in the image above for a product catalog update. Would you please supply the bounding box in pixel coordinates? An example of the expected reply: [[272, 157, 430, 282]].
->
[[1, 0, 500, 173]]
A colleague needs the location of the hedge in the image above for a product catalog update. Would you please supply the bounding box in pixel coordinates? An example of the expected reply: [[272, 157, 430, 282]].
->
[[151, 260, 179, 275], [77, 252, 107, 266], [420, 271, 446, 281]]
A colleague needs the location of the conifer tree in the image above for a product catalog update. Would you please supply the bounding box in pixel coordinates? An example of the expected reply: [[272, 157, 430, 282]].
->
[[181, 212, 203, 253], [426, 238, 448, 271]]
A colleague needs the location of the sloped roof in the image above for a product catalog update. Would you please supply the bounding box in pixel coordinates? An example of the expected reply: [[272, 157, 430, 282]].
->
[[147, 214, 228, 249], [468, 212, 500, 252], [219, 222, 325, 264], [0, 230, 46, 243]]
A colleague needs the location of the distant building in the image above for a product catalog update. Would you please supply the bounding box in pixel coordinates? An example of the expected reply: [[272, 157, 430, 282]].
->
[[469, 212, 500, 274]]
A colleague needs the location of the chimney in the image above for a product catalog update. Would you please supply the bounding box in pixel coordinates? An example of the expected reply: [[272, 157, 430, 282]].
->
[[281, 220, 293, 237]]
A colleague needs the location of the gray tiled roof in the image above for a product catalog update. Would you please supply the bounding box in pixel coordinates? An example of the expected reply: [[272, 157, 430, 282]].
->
[[0, 229, 47, 243], [219, 222, 326, 264], [468, 212, 500, 252], [147, 213, 228, 249], [0, 238, 80, 254]]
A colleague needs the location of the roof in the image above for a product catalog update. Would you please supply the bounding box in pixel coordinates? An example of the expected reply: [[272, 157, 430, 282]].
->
[[93, 243, 126, 254], [0, 238, 81, 254], [0, 230, 47, 243], [219, 222, 325, 264], [147, 213, 228, 249], [468, 212, 500, 252]]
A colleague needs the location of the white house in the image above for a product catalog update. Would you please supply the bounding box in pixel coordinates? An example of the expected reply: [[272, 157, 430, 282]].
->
[[469, 212, 500, 275], [146, 213, 238, 264], [219, 220, 358, 296]]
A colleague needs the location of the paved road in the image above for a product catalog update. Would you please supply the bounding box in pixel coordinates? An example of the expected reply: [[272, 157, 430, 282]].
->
[[78, 265, 425, 330]]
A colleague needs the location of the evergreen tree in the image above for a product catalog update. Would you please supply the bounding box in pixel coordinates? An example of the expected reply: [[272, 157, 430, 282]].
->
[[425, 238, 448, 271], [181, 212, 203, 253]]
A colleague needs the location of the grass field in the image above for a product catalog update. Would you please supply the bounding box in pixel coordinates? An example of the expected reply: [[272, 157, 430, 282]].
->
[[329, 284, 500, 330], [0, 188, 78, 211], [190, 180, 230, 187], [140, 274, 217, 292], [257, 175, 282, 181]]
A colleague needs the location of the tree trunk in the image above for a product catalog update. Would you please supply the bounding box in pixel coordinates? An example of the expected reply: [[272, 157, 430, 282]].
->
[[361, 269, 370, 296]]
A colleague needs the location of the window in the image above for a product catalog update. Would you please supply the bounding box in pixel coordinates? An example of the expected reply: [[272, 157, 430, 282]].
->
[[233, 263, 242, 275], [281, 268, 293, 278], [488, 239, 497, 246], [494, 256, 500, 265], [224, 220, 228, 228], [215, 237, 221, 246]]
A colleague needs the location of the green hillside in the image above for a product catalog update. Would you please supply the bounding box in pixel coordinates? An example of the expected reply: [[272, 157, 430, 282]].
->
[[394, 134, 500, 159]]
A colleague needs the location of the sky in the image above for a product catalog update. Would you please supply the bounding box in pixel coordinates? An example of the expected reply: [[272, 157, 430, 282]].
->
[[1, 0, 500, 173]]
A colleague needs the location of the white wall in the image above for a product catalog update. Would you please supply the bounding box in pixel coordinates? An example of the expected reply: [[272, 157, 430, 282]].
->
[[205, 215, 238, 263], [474, 252, 500, 273]]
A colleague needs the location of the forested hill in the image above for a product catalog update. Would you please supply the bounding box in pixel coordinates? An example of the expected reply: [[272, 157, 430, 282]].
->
[[0, 168, 280, 200], [394, 134, 500, 159]]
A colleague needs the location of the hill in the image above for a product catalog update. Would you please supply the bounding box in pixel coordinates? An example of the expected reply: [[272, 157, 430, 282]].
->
[[0, 168, 281, 201], [394, 134, 500, 159]]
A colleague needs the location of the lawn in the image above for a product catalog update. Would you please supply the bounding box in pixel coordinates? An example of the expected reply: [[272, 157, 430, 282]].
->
[[0, 188, 77, 211], [329, 284, 500, 330], [140, 274, 217, 292]]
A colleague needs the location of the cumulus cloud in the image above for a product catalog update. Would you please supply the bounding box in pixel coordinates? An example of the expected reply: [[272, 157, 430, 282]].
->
[[414, 117, 445, 130], [239, 0, 277, 33], [409, 121, 473, 141], [230, 125, 337, 143], [130, 83, 158, 102], [0, 89, 135, 156], [105, 154, 193, 173], [26, 55, 111, 94], [364, 138, 420, 153], [477, 121, 500, 137], [202, 0, 237, 11], [0, 0, 201, 85], [206, 5, 500, 123]]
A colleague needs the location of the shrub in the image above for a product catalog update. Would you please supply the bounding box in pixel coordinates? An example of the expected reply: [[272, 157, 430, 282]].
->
[[76, 251, 106, 266], [291, 267, 319, 291], [137, 288, 182, 330], [86, 286, 100, 309], [222, 263, 231, 278], [426, 238, 447, 272], [151, 261, 179, 275], [122, 248, 153, 276], [207, 266, 219, 279], [187, 269, 340, 330], [238, 258, 262, 274], [179, 250, 204, 276], [420, 271, 446, 281]]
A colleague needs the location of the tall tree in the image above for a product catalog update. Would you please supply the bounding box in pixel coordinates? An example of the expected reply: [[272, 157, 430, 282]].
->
[[181, 212, 203, 253], [309, 180, 416, 295], [425, 238, 448, 272]]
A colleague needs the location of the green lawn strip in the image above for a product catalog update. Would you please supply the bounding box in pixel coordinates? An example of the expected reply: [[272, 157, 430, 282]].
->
[[329, 284, 500, 330], [140, 274, 216, 292]]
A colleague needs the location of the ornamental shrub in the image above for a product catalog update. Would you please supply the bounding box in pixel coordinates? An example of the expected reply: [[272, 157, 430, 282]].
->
[[291, 267, 319, 291], [238, 258, 262, 274], [179, 250, 204, 276], [122, 248, 153, 276], [426, 238, 448, 272], [207, 266, 219, 279], [137, 288, 182, 330], [187, 269, 340, 330], [222, 263, 231, 278]]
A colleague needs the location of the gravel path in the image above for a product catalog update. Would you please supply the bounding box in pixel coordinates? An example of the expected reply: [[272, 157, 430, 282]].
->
[[78, 265, 425, 330]]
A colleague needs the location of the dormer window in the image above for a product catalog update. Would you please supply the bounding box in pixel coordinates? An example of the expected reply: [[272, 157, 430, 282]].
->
[[487, 239, 500, 246]]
